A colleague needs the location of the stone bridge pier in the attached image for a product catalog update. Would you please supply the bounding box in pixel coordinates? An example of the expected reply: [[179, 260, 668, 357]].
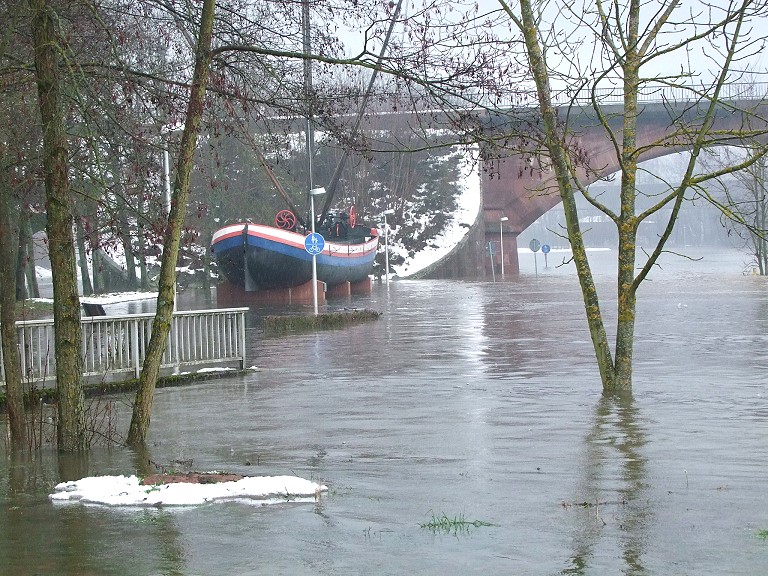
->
[[482, 156, 562, 278]]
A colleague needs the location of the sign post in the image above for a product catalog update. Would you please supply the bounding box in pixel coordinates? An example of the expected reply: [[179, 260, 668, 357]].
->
[[308, 187, 326, 315], [529, 238, 541, 278], [487, 241, 496, 282], [542, 243, 551, 268], [381, 209, 395, 285], [500, 216, 509, 278], [305, 232, 325, 314]]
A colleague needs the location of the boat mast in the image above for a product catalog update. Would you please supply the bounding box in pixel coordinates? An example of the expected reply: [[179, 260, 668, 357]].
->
[[318, 0, 404, 222], [302, 0, 316, 227]]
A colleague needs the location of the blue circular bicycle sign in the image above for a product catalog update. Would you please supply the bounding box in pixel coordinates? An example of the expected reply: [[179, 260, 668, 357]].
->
[[304, 232, 325, 255]]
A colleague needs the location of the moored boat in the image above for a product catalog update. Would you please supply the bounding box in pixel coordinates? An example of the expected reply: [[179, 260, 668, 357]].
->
[[211, 209, 378, 291]]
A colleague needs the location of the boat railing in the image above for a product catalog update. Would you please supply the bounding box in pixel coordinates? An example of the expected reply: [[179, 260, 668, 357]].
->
[[0, 308, 248, 387]]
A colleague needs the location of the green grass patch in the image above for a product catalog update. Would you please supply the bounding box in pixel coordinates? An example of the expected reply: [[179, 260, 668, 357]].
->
[[262, 309, 381, 336], [419, 512, 495, 534], [757, 529, 768, 539]]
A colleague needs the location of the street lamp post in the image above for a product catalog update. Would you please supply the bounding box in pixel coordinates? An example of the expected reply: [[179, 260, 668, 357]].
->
[[382, 209, 395, 284], [310, 187, 326, 315], [500, 216, 509, 278]]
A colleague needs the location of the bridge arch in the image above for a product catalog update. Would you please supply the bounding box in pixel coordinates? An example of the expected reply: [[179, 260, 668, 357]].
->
[[469, 99, 768, 277]]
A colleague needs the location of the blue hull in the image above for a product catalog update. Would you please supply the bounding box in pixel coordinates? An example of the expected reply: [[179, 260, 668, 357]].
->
[[211, 223, 378, 291]]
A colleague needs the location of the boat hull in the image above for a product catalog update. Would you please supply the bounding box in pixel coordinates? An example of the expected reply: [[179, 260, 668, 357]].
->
[[211, 223, 378, 291]]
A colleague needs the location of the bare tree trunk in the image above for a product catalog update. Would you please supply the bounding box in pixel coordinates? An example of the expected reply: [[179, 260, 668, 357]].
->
[[612, 2, 641, 390], [15, 222, 28, 302], [111, 150, 138, 289], [138, 216, 150, 291], [127, 0, 217, 446], [24, 212, 40, 299], [0, 177, 27, 447], [117, 204, 137, 289], [515, 0, 615, 387], [29, 0, 86, 451], [83, 194, 104, 294], [200, 227, 213, 294], [75, 216, 93, 296], [758, 158, 767, 275]]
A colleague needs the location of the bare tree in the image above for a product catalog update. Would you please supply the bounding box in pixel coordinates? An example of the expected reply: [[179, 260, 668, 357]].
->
[[127, 0, 217, 446], [496, 0, 768, 390], [28, 0, 87, 450], [701, 144, 768, 274], [0, 175, 26, 447], [0, 1, 29, 448]]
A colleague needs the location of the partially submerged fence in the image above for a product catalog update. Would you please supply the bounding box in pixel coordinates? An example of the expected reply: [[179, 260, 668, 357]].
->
[[0, 308, 248, 386]]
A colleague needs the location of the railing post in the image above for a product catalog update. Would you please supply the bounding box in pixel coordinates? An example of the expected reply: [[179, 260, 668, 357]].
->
[[239, 310, 246, 369], [173, 311, 180, 369], [131, 319, 140, 379]]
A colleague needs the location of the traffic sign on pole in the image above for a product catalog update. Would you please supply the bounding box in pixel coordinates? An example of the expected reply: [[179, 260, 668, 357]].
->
[[305, 232, 325, 255]]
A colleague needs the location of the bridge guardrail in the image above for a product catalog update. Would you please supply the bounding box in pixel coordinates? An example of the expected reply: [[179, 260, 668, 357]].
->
[[0, 307, 248, 387], [555, 81, 768, 105], [443, 81, 768, 110]]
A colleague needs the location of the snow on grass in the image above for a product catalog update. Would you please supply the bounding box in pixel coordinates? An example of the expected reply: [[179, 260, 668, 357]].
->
[[80, 291, 158, 305], [195, 367, 238, 373], [393, 147, 481, 278], [50, 474, 327, 508], [28, 284, 158, 306]]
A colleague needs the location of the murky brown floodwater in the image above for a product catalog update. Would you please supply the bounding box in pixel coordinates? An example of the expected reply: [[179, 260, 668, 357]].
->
[[2, 248, 768, 575]]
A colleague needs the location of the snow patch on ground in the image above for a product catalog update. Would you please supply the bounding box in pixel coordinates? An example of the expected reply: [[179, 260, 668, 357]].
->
[[29, 290, 158, 305], [80, 291, 158, 305], [50, 474, 327, 508]]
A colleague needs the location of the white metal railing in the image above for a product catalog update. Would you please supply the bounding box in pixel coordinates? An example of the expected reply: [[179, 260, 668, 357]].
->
[[0, 308, 248, 386]]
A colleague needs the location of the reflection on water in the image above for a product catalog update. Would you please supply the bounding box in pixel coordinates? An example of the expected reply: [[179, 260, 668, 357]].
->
[[564, 393, 649, 575], [2, 448, 189, 576], [2, 249, 768, 575]]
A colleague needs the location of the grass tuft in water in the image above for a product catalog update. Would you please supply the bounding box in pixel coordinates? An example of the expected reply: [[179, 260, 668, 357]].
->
[[419, 511, 495, 533], [756, 529, 768, 539], [262, 309, 381, 336]]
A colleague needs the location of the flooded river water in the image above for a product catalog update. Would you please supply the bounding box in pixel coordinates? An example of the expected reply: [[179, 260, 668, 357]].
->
[[2, 248, 768, 575]]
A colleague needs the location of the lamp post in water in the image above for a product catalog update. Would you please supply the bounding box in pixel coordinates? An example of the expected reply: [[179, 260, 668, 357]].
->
[[382, 209, 395, 284], [500, 216, 508, 278], [310, 187, 326, 315]]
